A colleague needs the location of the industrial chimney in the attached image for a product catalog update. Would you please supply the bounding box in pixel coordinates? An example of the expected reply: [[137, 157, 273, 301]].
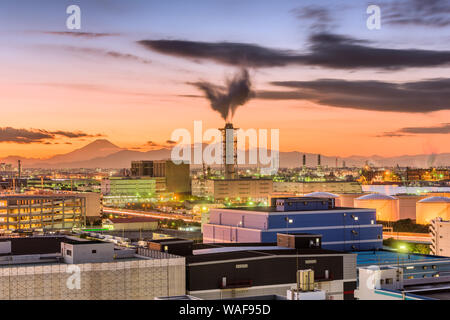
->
[[220, 123, 238, 179]]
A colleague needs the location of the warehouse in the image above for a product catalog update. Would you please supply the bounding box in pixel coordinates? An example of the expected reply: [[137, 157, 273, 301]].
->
[[149, 233, 357, 300]]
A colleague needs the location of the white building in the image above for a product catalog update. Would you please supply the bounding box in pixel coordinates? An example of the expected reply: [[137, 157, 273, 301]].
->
[[430, 218, 450, 256], [0, 236, 185, 300]]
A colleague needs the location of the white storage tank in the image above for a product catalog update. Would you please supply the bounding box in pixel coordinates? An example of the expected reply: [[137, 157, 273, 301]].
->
[[337, 193, 366, 208], [395, 194, 423, 221], [416, 196, 450, 225], [354, 193, 400, 222]]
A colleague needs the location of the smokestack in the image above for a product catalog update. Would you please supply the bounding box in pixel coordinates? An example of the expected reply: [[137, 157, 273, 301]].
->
[[17, 160, 21, 193], [302, 154, 306, 167], [220, 123, 238, 179], [317, 154, 321, 167]]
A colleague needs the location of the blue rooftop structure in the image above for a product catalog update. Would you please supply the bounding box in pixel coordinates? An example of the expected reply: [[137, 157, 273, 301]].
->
[[204, 196, 383, 251], [356, 250, 450, 280]]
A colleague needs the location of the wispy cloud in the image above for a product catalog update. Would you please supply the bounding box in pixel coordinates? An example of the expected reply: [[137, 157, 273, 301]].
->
[[0, 127, 103, 144], [378, 123, 450, 137], [40, 31, 119, 38], [381, 0, 450, 27], [58, 45, 152, 64]]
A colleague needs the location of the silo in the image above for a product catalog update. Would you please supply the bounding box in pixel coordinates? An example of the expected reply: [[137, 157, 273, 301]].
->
[[395, 194, 422, 221], [354, 193, 400, 222], [305, 192, 340, 206], [337, 193, 366, 208], [416, 197, 450, 225]]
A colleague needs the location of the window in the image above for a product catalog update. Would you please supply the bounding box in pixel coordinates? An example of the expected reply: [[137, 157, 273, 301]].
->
[[432, 265, 437, 269], [92, 250, 97, 254], [385, 278, 393, 285], [66, 249, 72, 256]]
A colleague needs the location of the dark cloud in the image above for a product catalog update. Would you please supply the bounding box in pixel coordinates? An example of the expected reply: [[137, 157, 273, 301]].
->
[[379, 123, 450, 137], [138, 33, 450, 69], [0, 127, 103, 144], [261, 78, 450, 113], [165, 140, 177, 145], [41, 31, 119, 38], [47, 130, 103, 139], [400, 123, 450, 134], [382, 0, 450, 27], [0, 127, 53, 144]]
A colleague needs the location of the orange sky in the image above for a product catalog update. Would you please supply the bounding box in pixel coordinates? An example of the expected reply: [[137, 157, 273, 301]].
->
[[1, 1, 449, 159]]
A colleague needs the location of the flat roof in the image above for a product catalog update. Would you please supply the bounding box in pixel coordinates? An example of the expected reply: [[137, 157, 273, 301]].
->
[[0, 236, 104, 255], [186, 244, 346, 264], [218, 206, 368, 213], [356, 250, 450, 266]]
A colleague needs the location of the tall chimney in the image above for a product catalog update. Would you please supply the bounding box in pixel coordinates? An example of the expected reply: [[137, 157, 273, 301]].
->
[[17, 160, 21, 193], [302, 155, 306, 167], [317, 154, 321, 167], [221, 123, 238, 179]]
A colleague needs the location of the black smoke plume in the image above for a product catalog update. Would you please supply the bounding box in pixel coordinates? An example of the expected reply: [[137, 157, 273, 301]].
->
[[191, 69, 253, 121]]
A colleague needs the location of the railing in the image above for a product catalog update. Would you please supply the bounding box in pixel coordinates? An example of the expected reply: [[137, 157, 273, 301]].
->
[[136, 247, 180, 259]]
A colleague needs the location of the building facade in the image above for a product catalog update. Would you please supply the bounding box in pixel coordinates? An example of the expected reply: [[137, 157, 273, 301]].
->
[[192, 178, 273, 203], [0, 194, 87, 231], [0, 236, 185, 300], [430, 218, 450, 256], [203, 197, 383, 251], [273, 181, 362, 195], [131, 160, 191, 194]]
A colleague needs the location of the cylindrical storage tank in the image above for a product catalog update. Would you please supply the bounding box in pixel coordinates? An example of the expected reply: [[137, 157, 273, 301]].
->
[[416, 197, 450, 225], [354, 193, 400, 222], [337, 193, 366, 208], [395, 194, 422, 221]]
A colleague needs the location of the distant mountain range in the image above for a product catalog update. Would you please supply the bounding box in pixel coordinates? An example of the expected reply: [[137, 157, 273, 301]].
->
[[1, 139, 448, 169]]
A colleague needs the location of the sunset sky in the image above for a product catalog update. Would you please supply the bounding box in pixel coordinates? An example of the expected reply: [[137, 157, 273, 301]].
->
[[0, 0, 449, 159]]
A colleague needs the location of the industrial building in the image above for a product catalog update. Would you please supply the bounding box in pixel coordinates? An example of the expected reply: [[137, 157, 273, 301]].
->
[[416, 196, 450, 225], [101, 177, 157, 206], [203, 196, 383, 251], [355, 265, 450, 300], [430, 218, 450, 256], [273, 181, 362, 195], [103, 217, 159, 231], [0, 194, 99, 231], [0, 235, 185, 300], [131, 160, 191, 194], [356, 250, 450, 280], [151, 233, 357, 300], [191, 178, 273, 203]]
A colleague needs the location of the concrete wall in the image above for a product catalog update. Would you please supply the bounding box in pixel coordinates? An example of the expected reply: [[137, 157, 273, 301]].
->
[[0, 257, 185, 300]]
